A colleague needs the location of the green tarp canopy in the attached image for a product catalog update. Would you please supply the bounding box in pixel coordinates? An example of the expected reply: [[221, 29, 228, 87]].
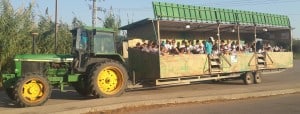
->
[[153, 2, 290, 27]]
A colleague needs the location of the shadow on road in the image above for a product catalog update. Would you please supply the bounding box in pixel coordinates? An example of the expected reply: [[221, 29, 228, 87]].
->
[[50, 88, 94, 100], [0, 88, 92, 108], [0, 91, 18, 108]]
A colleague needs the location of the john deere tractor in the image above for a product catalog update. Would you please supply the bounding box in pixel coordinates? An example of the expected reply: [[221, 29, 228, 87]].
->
[[1, 26, 128, 107]]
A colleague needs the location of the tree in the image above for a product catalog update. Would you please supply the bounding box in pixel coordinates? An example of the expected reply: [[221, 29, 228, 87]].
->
[[35, 15, 72, 54], [72, 17, 84, 29], [0, 0, 73, 73], [103, 7, 121, 33], [0, 0, 34, 72]]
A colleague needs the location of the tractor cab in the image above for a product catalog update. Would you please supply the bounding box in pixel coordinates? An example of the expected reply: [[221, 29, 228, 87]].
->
[[71, 26, 120, 72], [71, 26, 116, 55]]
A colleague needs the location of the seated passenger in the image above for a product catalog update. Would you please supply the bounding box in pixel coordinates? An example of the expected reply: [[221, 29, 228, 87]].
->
[[170, 44, 180, 54], [273, 45, 280, 52], [160, 46, 168, 56], [231, 41, 237, 52], [177, 40, 187, 54], [186, 41, 194, 54], [223, 44, 230, 55], [135, 42, 142, 49], [220, 40, 226, 53], [150, 43, 159, 53], [141, 43, 150, 52], [164, 40, 172, 51], [265, 42, 272, 52], [236, 41, 244, 52], [160, 40, 165, 47], [193, 40, 202, 54], [244, 43, 252, 53]]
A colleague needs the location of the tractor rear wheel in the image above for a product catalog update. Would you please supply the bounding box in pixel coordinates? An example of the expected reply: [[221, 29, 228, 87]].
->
[[89, 60, 128, 98], [14, 74, 51, 107]]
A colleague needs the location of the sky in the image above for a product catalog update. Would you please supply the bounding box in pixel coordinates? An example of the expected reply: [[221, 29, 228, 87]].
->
[[11, 0, 300, 38]]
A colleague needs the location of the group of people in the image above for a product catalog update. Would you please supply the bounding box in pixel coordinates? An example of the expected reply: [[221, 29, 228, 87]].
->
[[134, 41, 159, 53], [133, 37, 215, 55], [160, 39, 206, 55], [159, 37, 240, 55], [133, 37, 284, 56]]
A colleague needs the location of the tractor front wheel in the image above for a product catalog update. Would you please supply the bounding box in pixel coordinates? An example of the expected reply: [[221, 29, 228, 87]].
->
[[89, 60, 128, 98], [14, 74, 51, 107]]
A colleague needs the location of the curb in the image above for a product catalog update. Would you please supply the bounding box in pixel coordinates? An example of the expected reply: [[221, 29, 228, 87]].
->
[[54, 88, 300, 114]]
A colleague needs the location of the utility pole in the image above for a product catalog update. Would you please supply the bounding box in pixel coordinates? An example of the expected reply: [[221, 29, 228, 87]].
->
[[92, 0, 97, 29], [55, 0, 58, 53]]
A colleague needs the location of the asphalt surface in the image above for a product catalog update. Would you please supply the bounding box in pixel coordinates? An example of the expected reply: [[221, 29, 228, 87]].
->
[[130, 93, 300, 114], [0, 60, 299, 114]]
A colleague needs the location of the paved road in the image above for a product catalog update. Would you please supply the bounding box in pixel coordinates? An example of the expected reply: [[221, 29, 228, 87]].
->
[[130, 93, 300, 114], [0, 60, 299, 113]]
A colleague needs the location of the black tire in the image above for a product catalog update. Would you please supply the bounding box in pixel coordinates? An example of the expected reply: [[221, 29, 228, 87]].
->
[[89, 60, 128, 98], [242, 72, 254, 85], [14, 74, 51, 107], [5, 88, 16, 100], [72, 75, 92, 96], [253, 71, 262, 84]]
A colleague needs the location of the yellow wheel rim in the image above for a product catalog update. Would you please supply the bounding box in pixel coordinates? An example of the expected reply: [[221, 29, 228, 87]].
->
[[22, 79, 45, 102], [97, 67, 124, 95]]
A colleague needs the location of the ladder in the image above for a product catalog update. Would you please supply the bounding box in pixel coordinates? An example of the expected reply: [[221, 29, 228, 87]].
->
[[209, 55, 222, 73], [256, 53, 266, 69]]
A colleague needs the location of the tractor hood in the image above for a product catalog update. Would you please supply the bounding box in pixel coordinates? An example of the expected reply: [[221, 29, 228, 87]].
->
[[14, 54, 74, 63]]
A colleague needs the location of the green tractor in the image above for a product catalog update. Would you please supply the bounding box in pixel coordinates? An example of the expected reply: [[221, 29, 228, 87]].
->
[[1, 26, 128, 107]]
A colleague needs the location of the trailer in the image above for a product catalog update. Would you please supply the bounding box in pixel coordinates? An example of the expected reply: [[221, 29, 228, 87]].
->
[[1, 2, 293, 107], [121, 2, 293, 86]]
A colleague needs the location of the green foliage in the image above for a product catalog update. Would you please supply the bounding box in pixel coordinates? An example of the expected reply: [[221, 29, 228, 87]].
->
[[72, 17, 84, 28], [0, 0, 73, 73], [0, 0, 34, 72], [35, 16, 72, 54], [103, 13, 121, 33]]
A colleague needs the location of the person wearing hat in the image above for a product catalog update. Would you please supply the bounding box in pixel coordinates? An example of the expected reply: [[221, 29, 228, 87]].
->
[[205, 37, 214, 55]]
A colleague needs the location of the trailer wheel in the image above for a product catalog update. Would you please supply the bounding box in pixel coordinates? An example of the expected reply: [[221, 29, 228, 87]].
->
[[89, 60, 128, 98], [14, 74, 51, 107], [253, 71, 262, 84], [242, 72, 254, 85]]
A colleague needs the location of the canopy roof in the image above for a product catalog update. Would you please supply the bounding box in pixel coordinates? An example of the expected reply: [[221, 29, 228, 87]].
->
[[152, 2, 290, 27], [120, 2, 291, 34]]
